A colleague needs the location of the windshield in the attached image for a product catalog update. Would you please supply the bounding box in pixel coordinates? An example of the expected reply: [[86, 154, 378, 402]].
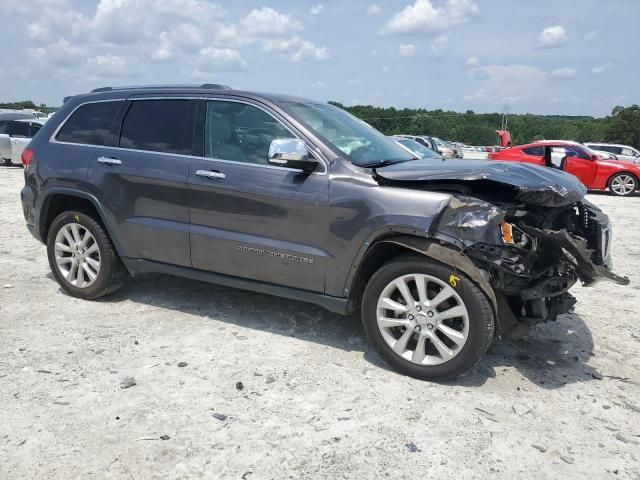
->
[[278, 102, 415, 167], [395, 138, 442, 159]]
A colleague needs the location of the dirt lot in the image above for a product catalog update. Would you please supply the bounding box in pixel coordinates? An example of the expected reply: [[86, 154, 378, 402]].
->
[[1, 166, 639, 479]]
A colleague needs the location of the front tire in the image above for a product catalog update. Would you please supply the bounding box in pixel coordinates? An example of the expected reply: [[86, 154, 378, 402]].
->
[[362, 257, 494, 381], [47, 210, 128, 299], [608, 173, 638, 197]]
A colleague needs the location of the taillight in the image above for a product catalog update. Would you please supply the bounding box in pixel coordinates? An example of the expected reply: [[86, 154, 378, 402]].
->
[[21, 148, 34, 166]]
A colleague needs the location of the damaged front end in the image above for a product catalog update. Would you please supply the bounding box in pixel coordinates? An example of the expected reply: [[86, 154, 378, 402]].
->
[[372, 159, 629, 337], [434, 196, 629, 336]]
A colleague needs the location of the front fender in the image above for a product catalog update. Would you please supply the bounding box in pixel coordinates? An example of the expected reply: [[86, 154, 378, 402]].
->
[[375, 236, 497, 312]]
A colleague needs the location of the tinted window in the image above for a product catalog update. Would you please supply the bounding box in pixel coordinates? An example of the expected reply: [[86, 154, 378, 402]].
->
[[30, 123, 42, 137], [0, 120, 8, 134], [9, 121, 29, 137], [204, 101, 294, 165], [522, 146, 544, 156], [57, 101, 122, 146], [120, 100, 192, 154]]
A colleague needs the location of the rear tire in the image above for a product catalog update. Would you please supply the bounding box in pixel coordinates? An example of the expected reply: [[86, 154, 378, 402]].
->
[[47, 210, 128, 299], [2, 158, 11, 167], [361, 257, 494, 381], [608, 173, 638, 197]]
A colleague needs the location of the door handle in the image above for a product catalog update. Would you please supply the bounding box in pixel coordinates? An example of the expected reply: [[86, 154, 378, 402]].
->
[[196, 169, 226, 179], [97, 157, 122, 166]]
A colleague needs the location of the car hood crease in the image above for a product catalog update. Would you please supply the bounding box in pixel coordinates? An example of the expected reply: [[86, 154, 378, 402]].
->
[[373, 159, 587, 207]]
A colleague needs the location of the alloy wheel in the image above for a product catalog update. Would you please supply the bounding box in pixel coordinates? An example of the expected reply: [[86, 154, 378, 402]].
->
[[54, 223, 101, 288], [611, 174, 636, 196], [376, 274, 469, 366]]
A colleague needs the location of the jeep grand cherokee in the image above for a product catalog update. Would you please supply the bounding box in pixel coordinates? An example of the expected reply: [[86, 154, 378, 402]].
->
[[20, 84, 629, 380]]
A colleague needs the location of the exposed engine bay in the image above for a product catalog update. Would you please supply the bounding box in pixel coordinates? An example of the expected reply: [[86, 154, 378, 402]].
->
[[373, 159, 630, 338]]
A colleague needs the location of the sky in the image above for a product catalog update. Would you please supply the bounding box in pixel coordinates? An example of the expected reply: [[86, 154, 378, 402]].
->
[[1, 0, 638, 116]]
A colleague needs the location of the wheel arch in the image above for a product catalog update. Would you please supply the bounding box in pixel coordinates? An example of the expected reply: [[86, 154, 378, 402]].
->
[[346, 234, 497, 318], [607, 170, 639, 191], [39, 188, 124, 257]]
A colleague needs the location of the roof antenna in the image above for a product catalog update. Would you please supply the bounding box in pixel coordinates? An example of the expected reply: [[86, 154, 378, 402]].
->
[[501, 97, 510, 131]]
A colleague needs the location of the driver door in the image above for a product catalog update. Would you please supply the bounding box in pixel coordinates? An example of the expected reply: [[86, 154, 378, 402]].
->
[[560, 146, 597, 187], [188, 99, 330, 292]]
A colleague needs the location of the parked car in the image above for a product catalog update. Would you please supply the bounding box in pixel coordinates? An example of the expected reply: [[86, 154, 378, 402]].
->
[[21, 84, 628, 380], [584, 143, 640, 164], [0, 110, 36, 121], [0, 118, 46, 166], [432, 137, 462, 158], [489, 140, 640, 197], [390, 136, 443, 160], [394, 134, 439, 153]]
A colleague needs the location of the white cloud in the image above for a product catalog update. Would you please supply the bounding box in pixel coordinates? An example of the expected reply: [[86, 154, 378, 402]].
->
[[367, 4, 381, 15], [290, 40, 328, 62], [310, 4, 324, 15], [197, 47, 246, 70], [538, 25, 567, 48], [87, 55, 128, 77], [241, 7, 302, 36], [430, 34, 448, 54], [384, 0, 479, 34], [465, 64, 547, 102], [13, 0, 328, 84], [399, 44, 416, 57], [592, 62, 612, 75], [550, 67, 576, 79], [584, 30, 598, 41], [311, 80, 327, 88], [466, 56, 478, 66]]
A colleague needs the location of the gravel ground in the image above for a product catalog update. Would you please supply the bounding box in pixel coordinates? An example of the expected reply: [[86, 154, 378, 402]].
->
[[1, 166, 639, 479]]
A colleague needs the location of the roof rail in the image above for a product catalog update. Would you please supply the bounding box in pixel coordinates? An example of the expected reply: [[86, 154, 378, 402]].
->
[[200, 83, 231, 90], [90, 83, 231, 93]]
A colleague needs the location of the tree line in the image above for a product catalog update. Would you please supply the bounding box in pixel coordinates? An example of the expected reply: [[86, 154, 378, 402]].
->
[[0, 100, 55, 113], [332, 102, 640, 149]]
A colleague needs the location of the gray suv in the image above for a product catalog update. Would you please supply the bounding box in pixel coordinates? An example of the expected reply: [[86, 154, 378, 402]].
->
[[20, 84, 629, 380]]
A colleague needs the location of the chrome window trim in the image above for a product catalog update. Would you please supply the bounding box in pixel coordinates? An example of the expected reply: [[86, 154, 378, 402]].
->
[[49, 96, 328, 175]]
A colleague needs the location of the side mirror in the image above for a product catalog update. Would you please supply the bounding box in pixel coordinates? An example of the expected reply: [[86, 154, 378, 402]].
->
[[590, 154, 600, 161], [268, 138, 318, 173]]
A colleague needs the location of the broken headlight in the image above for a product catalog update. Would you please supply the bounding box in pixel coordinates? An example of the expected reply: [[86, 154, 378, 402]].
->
[[500, 222, 531, 248]]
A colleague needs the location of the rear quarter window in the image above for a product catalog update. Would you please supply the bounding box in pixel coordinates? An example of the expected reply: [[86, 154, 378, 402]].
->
[[522, 146, 544, 156], [56, 101, 123, 146]]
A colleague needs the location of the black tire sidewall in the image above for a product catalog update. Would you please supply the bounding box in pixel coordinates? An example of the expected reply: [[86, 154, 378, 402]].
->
[[46, 211, 115, 299], [362, 258, 494, 381], [609, 173, 637, 197]]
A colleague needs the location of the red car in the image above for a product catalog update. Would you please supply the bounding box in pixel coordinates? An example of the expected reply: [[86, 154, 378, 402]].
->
[[489, 140, 640, 197]]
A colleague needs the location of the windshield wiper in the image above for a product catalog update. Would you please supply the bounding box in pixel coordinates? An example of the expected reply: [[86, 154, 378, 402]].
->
[[360, 158, 415, 168]]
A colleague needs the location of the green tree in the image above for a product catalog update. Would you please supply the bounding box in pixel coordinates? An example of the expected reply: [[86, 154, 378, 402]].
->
[[605, 105, 640, 148]]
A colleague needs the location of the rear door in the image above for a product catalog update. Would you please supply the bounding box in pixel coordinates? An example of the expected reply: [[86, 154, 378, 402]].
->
[[7, 121, 30, 164], [10, 122, 41, 164], [86, 97, 195, 267], [188, 98, 330, 292]]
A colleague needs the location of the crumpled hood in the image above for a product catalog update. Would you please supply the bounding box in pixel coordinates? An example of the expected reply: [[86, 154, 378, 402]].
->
[[374, 159, 587, 207]]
